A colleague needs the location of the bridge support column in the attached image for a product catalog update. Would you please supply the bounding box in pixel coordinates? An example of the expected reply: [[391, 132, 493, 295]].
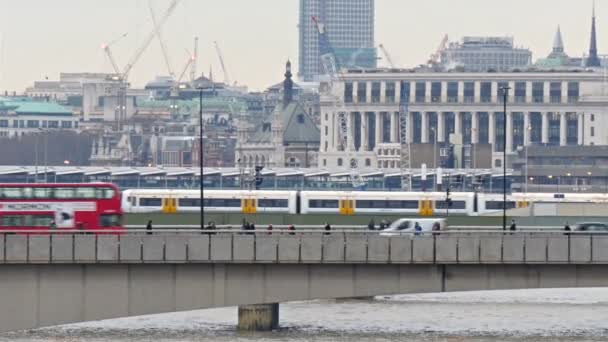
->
[[237, 303, 279, 331]]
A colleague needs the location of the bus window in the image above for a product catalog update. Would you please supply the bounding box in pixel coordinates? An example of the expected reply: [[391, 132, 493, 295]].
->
[[100, 214, 122, 227], [75, 187, 97, 199], [33, 187, 51, 199], [97, 188, 116, 199], [1, 215, 23, 227], [54, 188, 75, 199], [0, 188, 22, 199]]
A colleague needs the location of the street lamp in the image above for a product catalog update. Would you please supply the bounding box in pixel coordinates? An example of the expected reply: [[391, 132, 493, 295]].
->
[[198, 87, 204, 229], [500, 86, 510, 231]]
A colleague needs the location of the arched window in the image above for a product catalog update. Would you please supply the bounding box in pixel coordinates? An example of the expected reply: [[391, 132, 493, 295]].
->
[[337, 158, 343, 166]]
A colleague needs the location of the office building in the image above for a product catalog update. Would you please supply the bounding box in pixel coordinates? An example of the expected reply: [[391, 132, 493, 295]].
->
[[299, 0, 376, 82], [440, 36, 532, 72]]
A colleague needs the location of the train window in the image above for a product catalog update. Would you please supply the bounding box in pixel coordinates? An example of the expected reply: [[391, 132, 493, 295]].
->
[[357, 200, 419, 209], [179, 198, 201, 207], [485, 201, 517, 210], [259, 199, 288, 208], [309, 200, 339, 208], [0, 188, 22, 199], [140, 198, 162, 207], [203, 199, 241, 207], [54, 188, 75, 199], [436, 201, 466, 209]]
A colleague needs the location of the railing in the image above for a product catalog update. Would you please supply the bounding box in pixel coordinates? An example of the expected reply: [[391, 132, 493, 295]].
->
[[0, 229, 606, 264]]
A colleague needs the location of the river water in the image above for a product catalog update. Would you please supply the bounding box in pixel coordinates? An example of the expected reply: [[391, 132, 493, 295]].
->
[[2, 288, 608, 341]]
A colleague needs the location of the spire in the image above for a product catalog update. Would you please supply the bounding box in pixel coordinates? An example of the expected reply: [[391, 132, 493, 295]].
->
[[283, 60, 293, 108], [587, 0, 601, 67], [553, 26, 564, 53]]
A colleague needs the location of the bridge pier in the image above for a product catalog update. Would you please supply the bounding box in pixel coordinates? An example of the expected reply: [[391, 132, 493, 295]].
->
[[237, 303, 279, 331]]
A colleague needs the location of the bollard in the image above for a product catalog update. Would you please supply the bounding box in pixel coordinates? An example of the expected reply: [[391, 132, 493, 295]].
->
[[237, 303, 279, 331]]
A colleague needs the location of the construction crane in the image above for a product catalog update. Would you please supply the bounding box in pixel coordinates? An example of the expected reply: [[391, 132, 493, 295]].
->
[[378, 44, 395, 68], [428, 34, 449, 66], [101, 0, 180, 130], [214, 41, 231, 85], [312, 16, 364, 189], [399, 81, 412, 191], [148, 0, 174, 79], [190, 37, 198, 83]]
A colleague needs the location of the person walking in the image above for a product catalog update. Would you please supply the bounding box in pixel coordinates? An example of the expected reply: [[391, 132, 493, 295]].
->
[[288, 224, 296, 236], [564, 221, 571, 235], [146, 220, 153, 235], [414, 222, 422, 236], [267, 224, 273, 235], [509, 219, 517, 234], [324, 223, 331, 235], [368, 219, 376, 231]]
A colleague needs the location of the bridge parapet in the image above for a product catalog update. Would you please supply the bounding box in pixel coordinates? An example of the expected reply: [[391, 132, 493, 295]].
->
[[0, 230, 607, 265]]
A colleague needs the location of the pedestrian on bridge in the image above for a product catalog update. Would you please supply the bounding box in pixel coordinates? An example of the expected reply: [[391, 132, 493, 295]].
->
[[564, 222, 571, 235], [288, 224, 296, 235], [324, 223, 331, 235], [510, 219, 517, 233], [267, 224, 273, 235], [146, 220, 153, 235], [368, 219, 376, 231]]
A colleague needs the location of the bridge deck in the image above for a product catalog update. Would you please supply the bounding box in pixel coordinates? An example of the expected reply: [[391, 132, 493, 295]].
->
[[0, 231, 606, 264]]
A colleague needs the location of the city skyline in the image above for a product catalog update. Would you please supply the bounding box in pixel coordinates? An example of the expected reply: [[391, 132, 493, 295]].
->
[[0, 0, 603, 92]]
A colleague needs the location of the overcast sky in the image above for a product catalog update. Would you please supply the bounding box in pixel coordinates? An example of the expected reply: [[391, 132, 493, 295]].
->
[[0, 0, 601, 92]]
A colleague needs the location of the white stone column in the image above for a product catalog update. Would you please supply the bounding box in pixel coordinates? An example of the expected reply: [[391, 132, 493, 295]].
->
[[361, 113, 368, 151], [395, 82, 402, 103], [425, 81, 432, 103], [560, 113, 567, 146], [390, 111, 397, 143], [421, 112, 429, 143], [366, 82, 372, 104], [471, 112, 479, 144], [441, 81, 448, 102], [561, 81, 568, 104], [437, 112, 445, 143], [541, 112, 549, 144], [474, 81, 481, 103], [491, 81, 498, 103], [375, 112, 383, 146], [409, 82, 416, 101], [407, 111, 414, 144], [347, 112, 355, 151], [454, 112, 462, 139], [352, 82, 359, 104], [380, 82, 386, 103], [578, 113, 584, 145], [543, 82, 550, 104], [488, 112, 495, 151], [458, 81, 464, 103], [506, 112, 513, 152], [523, 112, 531, 146]]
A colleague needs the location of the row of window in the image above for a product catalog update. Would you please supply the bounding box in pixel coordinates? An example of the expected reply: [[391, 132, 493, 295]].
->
[[344, 81, 580, 104], [0, 120, 77, 129], [137, 198, 289, 208], [0, 214, 121, 228], [308, 199, 467, 210], [0, 187, 116, 200]]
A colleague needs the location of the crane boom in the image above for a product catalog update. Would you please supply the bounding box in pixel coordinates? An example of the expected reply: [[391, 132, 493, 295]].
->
[[102, 44, 121, 75], [214, 41, 230, 85], [148, 0, 174, 78], [122, 0, 180, 78], [190, 36, 198, 83], [313, 16, 364, 189], [379, 44, 395, 68]]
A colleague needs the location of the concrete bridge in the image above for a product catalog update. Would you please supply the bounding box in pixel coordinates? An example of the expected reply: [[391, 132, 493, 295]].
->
[[1, 230, 608, 332]]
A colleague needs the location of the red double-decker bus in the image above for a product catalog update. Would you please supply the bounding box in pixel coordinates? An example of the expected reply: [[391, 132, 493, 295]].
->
[[0, 183, 123, 232]]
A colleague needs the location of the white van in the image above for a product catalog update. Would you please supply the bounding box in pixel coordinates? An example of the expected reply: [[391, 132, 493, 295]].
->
[[379, 218, 446, 236]]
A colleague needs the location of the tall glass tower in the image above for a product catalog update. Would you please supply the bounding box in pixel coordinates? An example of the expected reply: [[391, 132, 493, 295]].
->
[[299, 0, 376, 82]]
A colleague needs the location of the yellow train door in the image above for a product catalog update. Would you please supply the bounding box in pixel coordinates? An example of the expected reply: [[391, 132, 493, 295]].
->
[[340, 198, 355, 215], [242, 198, 258, 214]]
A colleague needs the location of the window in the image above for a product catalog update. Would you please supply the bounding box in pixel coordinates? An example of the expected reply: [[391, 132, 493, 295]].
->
[[480, 82, 492, 103], [97, 188, 116, 199], [140, 198, 162, 207], [74, 187, 96, 199], [0, 120, 8, 128], [0, 215, 53, 227], [344, 82, 353, 103], [203, 199, 241, 207], [100, 214, 121, 227], [297, 114, 305, 124], [431, 82, 441, 102], [48, 121, 59, 128], [485, 201, 517, 210], [415, 82, 426, 103], [550, 82, 562, 103], [591, 114, 595, 122], [436, 201, 466, 209], [179, 198, 201, 207], [356, 200, 419, 209], [61, 121, 72, 129], [463, 82, 475, 103], [357, 82, 367, 103], [385, 82, 396, 103], [323, 159, 327, 166], [0, 188, 22, 199], [514, 82, 526, 103], [365, 158, 371, 167], [591, 127, 595, 137], [325, 126, 328, 136], [337, 158, 343, 166], [259, 199, 288, 208], [309, 200, 339, 208], [371, 82, 381, 103], [495, 159, 502, 168], [532, 82, 544, 103], [447, 82, 458, 102], [27, 120, 39, 128]]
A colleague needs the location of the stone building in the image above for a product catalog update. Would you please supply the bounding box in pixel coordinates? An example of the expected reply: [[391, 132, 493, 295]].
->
[[236, 61, 320, 168]]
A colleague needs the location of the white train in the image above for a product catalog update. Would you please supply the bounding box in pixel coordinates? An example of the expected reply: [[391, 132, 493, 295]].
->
[[122, 189, 608, 216]]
